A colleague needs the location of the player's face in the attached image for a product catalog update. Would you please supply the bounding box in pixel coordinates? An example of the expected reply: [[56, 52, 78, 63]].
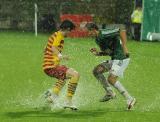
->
[[88, 29, 98, 37], [63, 29, 71, 37]]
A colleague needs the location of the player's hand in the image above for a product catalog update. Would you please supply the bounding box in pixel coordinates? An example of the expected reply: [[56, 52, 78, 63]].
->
[[90, 48, 98, 55], [126, 53, 130, 58]]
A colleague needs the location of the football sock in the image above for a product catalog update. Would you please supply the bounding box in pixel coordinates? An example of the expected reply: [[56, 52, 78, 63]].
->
[[67, 76, 78, 99], [53, 80, 66, 95], [113, 81, 132, 100], [95, 73, 113, 93], [67, 82, 77, 99], [106, 85, 114, 94]]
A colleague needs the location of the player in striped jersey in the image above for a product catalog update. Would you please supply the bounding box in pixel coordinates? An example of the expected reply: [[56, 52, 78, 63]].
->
[[43, 20, 79, 110]]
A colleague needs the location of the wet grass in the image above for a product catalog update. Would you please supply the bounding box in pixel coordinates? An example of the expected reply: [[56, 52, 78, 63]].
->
[[0, 31, 160, 122]]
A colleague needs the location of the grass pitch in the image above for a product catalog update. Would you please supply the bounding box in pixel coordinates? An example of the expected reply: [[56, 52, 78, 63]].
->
[[0, 31, 160, 122]]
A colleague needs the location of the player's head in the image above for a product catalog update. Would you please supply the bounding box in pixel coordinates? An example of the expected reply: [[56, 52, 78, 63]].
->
[[60, 20, 75, 37], [85, 22, 99, 37], [86, 22, 99, 31], [60, 20, 75, 31]]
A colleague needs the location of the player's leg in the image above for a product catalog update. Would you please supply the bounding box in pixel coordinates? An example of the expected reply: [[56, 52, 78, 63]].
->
[[93, 61, 115, 102], [108, 74, 132, 100], [134, 23, 141, 41], [108, 59, 136, 110], [108, 74, 136, 110], [52, 79, 66, 95], [44, 66, 68, 104], [64, 68, 80, 110]]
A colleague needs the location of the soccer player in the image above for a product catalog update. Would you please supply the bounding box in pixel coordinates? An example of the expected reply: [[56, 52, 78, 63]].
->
[[43, 20, 79, 110], [86, 23, 136, 110]]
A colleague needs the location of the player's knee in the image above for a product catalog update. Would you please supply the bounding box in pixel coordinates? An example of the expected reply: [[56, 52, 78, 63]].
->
[[71, 71, 80, 83], [93, 66, 104, 76], [93, 67, 100, 77], [74, 71, 80, 79], [108, 74, 117, 85]]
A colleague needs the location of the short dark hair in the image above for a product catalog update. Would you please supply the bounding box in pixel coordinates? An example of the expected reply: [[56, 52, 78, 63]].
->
[[86, 22, 99, 31], [60, 20, 75, 31]]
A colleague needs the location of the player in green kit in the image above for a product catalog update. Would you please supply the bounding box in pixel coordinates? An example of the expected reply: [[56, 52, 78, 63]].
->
[[86, 23, 136, 110]]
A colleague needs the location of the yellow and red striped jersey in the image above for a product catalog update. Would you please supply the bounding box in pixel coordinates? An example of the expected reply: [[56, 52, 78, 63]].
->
[[43, 31, 64, 70]]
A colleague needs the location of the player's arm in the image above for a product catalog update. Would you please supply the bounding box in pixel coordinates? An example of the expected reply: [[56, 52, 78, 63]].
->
[[52, 46, 69, 60], [119, 25, 130, 57], [120, 31, 128, 52], [52, 46, 60, 55], [120, 34, 130, 58], [90, 48, 110, 56]]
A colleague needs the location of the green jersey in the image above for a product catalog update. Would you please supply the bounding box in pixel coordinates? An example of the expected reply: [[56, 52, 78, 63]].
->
[[96, 28, 127, 60]]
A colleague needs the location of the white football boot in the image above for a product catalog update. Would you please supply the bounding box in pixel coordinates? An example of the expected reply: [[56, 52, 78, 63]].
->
[[44, 89, 58, 105], [64, 99, 78, 111]]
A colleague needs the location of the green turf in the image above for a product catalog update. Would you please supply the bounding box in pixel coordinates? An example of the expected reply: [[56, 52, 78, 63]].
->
[[0, 31, 160, 122]]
